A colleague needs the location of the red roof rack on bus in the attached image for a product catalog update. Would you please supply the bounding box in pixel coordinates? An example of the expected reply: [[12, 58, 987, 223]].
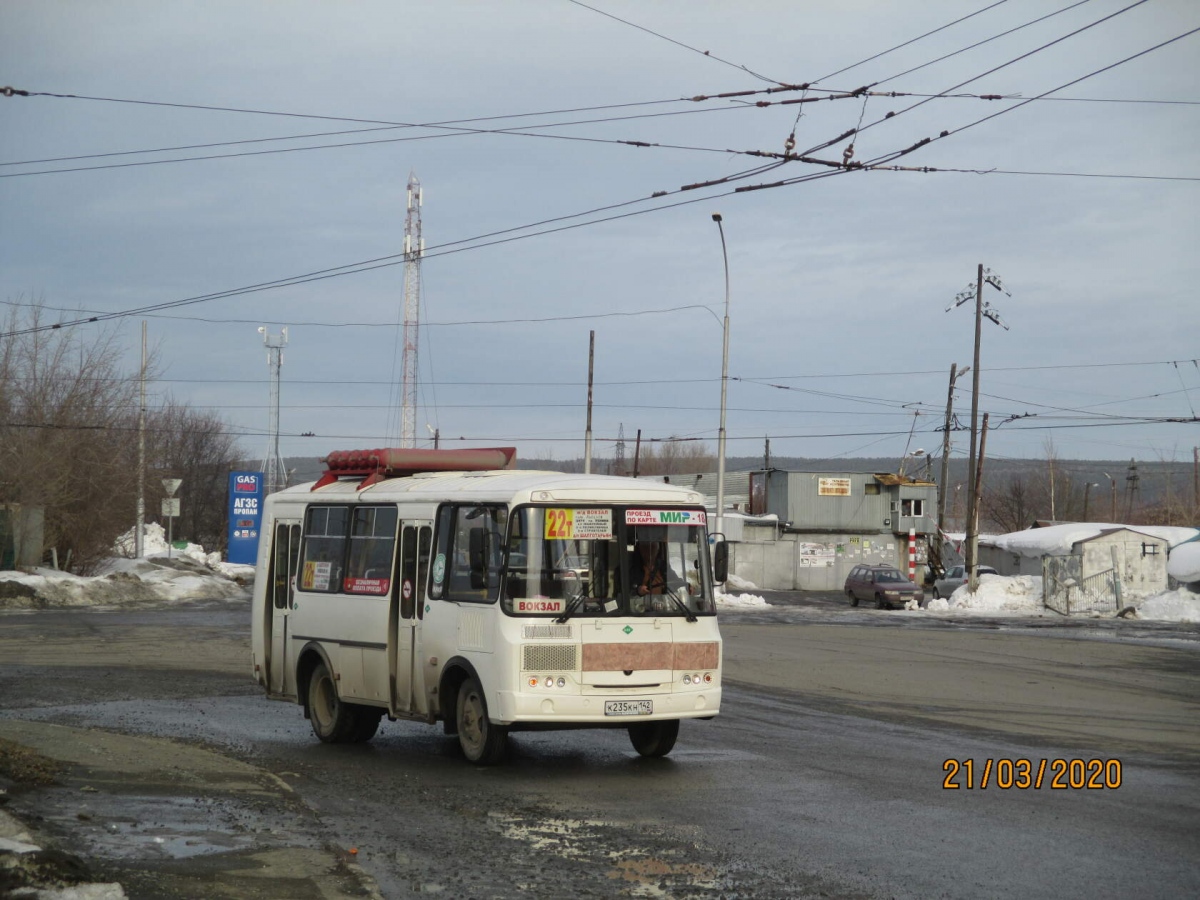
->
[[312, 447, 518, 490]]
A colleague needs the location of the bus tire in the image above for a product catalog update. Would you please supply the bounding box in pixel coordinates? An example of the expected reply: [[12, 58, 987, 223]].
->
[[350, 708, 383, 743], [308, 660, 367, 744], [456, 677, 508, 765], [628, 719, 679, 758]]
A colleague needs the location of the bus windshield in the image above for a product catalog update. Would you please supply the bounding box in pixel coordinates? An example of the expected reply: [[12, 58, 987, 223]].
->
[[501, 506, 716, 618]]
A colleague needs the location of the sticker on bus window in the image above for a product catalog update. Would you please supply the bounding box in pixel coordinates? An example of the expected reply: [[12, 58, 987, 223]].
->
[[544, 508, 612, 540], [343, 577, 390, 595], [302, 561, 333, 591], [432, 553, 446, 584], [516, 598, 565, 614], [625, 509, 707, 526]]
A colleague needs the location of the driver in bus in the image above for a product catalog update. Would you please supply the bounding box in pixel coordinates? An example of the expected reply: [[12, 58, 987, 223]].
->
[[630, 541, 668, 611]]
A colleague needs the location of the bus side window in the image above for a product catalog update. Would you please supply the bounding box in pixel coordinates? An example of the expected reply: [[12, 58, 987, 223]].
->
[[299, 506, 349, 593], [436, 504, 504, 602]]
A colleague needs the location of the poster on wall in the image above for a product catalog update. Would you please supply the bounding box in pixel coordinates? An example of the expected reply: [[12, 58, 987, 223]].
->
[[226, 471, 264, 565], [796, 542, 836, 567], [818, 477, 851, 496]]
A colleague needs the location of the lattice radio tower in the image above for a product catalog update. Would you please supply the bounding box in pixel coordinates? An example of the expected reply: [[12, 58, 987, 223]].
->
[[258, 326, 288, 495], [399, 172, 424, 448]]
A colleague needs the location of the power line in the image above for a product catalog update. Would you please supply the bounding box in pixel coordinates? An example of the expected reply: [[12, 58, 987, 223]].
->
[[812, 0, 1014, 85], [565, 0, 783, 84]]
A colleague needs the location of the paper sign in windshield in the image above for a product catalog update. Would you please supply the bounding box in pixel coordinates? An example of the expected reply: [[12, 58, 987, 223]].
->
[[544, 508, 613, 540], [516, 598, 565, 614], [625, 509, 707, 526]]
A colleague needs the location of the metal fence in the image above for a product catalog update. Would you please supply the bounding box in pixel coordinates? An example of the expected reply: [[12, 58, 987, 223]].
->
[[1042, 553, 1123, 616]]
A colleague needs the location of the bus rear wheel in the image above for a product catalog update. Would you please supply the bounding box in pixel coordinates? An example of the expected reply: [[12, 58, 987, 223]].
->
[[308, 660, 378, 744], [456, 677, 508, 765], [629, 719, 679, 758]]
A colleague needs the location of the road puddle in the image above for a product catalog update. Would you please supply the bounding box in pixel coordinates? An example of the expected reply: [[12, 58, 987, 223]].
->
[[491, 810, 721, 897]]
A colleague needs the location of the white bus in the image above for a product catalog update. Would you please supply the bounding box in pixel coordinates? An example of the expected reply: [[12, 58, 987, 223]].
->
[[250, 447, 726, 764]]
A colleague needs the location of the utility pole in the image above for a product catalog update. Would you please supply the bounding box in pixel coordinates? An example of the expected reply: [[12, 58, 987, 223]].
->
[[136, 321, 147, 558], [966, 413, 990, 594], [1194, 446, 1198, 512], [633, 429, 642, 478], [1125, 458, 1140, 520], [259, 326, 289, 496], [764, 437, 770, 470], [934, 364, 960, 578], [947, 264, 1009, 590], [584, 331, 594, 474], [398, 172, 423, 448], [937, 363, 968, 543], [614, 424, 626, 477]]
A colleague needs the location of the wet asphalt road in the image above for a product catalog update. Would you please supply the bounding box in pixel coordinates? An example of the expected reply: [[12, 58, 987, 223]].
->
[[2, 596, 1199, 898]]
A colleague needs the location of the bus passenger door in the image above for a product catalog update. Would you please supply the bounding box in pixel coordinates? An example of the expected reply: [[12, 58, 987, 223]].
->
[[394, 521, 432, 714], [268, 520, 301, 696]]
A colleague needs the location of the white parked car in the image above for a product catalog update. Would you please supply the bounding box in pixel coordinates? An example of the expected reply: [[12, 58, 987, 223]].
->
[[932, 564, 997, 599]]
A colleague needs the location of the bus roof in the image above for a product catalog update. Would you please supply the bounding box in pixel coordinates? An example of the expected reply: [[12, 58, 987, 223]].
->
[[269, 467, 707, 509]]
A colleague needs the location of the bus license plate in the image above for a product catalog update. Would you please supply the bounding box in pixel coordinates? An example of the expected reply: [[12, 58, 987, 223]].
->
[[604, 700, 652, 717]]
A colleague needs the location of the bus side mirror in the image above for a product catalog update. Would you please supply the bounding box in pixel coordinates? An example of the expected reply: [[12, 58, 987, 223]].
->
[[469, 529, 488, 589], [713, 541, 729, 583]]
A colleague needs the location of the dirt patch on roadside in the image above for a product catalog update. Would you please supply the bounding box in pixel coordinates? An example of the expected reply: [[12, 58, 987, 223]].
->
[[0, 721, 381, 899]]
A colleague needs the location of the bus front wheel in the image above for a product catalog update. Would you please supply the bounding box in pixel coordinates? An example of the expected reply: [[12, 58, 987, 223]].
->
[[456, 677, 508, 765], [629, 719, 679, 758], [308, 660, 379, 744]]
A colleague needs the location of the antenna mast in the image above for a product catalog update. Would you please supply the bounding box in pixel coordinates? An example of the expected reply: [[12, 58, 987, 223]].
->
[[259, 326, 289, 495], [399, 171, 424, 448]]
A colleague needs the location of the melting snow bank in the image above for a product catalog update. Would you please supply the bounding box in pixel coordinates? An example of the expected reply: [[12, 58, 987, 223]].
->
[[912, 573, 1200, 622], [715, 572, 771, 609], [0, 523, 252, 610]]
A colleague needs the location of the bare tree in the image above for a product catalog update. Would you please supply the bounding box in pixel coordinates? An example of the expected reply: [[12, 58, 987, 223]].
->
[[0, 302, 143, 571], [980, 474, 1044, 533], [2, 300, 241, 570], [636, 438, 715, 477], [145, 399, 242, 551]]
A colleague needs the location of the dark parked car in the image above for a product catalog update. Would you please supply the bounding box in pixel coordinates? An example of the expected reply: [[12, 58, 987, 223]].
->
[[932, 564, 998, 599], [844, 564, 924, 609]]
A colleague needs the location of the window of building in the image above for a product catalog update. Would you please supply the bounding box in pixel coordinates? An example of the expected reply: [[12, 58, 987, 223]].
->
[[864, 483, 880, 495], [901, 499, 925, 518]]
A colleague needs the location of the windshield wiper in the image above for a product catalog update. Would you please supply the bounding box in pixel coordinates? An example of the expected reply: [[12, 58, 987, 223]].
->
[[554, 589, 589, 624], [662, 587, 698, 623]]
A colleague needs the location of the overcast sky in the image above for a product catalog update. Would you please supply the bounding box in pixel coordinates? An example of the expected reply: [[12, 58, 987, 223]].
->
[[3, 0, 1198, 474]]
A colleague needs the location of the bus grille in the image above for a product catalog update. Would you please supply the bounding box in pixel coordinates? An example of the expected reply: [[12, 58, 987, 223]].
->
[[522, 644, 578, 672], [522, 624, 573, 640]]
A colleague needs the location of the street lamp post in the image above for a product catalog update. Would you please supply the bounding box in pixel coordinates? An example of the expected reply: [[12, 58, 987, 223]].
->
[[712, 213, 730, 558], [1083, 482, 1100, 521]]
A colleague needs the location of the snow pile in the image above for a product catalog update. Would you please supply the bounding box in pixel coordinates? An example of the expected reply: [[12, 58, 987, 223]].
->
[[1137, 588, 1200, 622], [0, 524, 252, 609], [1167, 541, 1200, 584], [714, 571, 770, 609], [924, 574, 1044, 616], [716, 590, 770, 609], [987, 523, 1200, 558]]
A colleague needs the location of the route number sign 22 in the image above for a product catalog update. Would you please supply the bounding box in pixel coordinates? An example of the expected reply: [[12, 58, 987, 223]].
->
[[543, 508, 613, 540]]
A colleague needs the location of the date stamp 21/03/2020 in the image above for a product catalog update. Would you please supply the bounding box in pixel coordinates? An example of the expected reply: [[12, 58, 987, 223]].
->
[[943, 758, 1122, 790]]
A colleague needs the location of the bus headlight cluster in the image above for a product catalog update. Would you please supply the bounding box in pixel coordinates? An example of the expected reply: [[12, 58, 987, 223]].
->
[[682, 672, 714, 685], [528, 676, 567, 689]]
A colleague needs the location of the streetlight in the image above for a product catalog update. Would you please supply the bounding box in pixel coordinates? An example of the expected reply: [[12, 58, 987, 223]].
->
[[899, 448, 925, 478], [712, 213, 731, 559]]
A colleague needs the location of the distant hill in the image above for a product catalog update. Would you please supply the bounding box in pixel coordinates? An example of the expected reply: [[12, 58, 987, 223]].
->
[[245, 452, 1193, 515]]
